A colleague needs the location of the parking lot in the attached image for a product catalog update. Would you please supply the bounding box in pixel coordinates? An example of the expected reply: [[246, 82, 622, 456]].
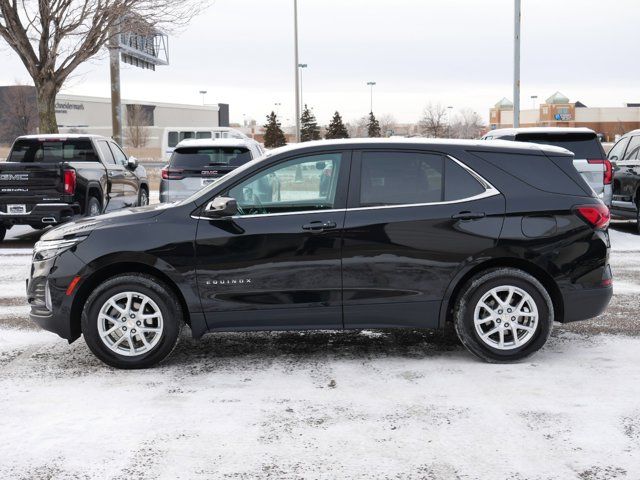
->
[[0, 217, 638, 479]]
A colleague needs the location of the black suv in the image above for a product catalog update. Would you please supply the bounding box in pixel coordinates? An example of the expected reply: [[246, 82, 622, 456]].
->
[[27, 139, 612, 368]]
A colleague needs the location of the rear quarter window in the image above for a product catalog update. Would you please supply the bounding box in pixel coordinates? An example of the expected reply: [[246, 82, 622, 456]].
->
[[514, 133, 604, 159], [469, 150, 588, 196]]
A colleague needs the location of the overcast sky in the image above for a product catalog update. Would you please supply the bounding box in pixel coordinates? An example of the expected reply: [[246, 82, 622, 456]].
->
[[1, 0, 639, 126]]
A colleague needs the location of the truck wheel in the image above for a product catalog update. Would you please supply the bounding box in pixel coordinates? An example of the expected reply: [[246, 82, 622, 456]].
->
[[81, 274, 183, 369], [0, 225, 5, 242], [138, 187, 149, 207], [454, 268, 553, 363], [87, 196, 101, 217]]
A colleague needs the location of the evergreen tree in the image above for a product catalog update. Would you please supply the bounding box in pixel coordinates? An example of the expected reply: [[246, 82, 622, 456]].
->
[[263, 111, 287, 148], [325, 111, 350, 139], [367, 112, 381, 138], [300, 104, 321, 142]]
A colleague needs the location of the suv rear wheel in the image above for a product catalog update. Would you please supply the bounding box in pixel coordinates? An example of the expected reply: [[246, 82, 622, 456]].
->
[[454, 268, 553, 362], [81, 274, 183, 369]]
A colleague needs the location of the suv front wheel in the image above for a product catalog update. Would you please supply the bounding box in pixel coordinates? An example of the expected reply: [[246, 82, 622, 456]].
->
[[454, 268, 554, 362], [81, 274, 183, 369]]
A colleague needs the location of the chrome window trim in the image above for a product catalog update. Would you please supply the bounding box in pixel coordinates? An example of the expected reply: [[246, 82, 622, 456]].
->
[[191, 154, 501, 220]]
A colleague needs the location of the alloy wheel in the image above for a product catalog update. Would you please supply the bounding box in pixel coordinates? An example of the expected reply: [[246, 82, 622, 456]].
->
[[97, 291, 164, 356], [473, 285, 539, 350]]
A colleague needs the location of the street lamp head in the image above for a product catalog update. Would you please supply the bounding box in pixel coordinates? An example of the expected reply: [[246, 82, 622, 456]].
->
[[199, 90, 207, 95], [367, 81, 376, 86], [298, 63, 308, 68]]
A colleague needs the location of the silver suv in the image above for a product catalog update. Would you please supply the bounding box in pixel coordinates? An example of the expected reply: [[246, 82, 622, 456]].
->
[[160, 138, 264, 203]]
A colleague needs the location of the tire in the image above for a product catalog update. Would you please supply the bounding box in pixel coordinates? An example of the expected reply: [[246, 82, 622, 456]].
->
[[453, 268, 553, 363], [138, 187, 149, 207], [81, 274, 183, 369], [86, 196, 101, 217], [0, 225, 5, 242], [636, 200, 640, 235]]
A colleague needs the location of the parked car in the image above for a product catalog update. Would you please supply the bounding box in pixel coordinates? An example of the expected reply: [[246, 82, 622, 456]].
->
[[482, 127, 611, 205], [0, 134, 149, 242], [27, 139, 612, 368], [159, 138, 265, 203], [606, 129, 640, 230]]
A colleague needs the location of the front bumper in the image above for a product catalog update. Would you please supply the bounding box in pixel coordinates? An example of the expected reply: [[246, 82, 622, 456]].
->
[[1, 202, 80, 227], [26, 250, 86, 342]]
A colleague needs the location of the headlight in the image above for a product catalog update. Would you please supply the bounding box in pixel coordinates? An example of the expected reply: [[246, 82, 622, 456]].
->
[[33, 236, 87, 261]]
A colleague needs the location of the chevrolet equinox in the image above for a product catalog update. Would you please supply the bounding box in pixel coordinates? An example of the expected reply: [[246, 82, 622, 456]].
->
[[27, 139, 613, 368]]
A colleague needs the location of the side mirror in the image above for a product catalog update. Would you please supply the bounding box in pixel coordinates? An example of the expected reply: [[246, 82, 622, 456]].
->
[[203, 196, 238, 218], [127, 156, 138, 169]]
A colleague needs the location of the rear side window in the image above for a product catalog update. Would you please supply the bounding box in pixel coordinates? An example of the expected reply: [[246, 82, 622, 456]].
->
[[96, 141, 116, 165], [515, 133, 604, 159], [170, 147, 252, 169], [8, 139, 98, 163], [360, 152, 443, 206]]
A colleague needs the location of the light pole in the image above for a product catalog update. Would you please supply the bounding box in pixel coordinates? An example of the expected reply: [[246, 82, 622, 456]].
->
[[274, 102, 282, 116], [531, 95, 538, 109], [298, 64, 308, 114], [367, 81, 376, 113], [513, 0, 521, 127], [447, 105, 454, 137], [293, 0, 300, 142], [199, 90, 207, 106]]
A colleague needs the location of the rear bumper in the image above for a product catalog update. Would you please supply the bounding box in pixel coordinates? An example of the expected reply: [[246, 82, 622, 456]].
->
[[0, 202, 80, 227], [561, 285, 613, 323]]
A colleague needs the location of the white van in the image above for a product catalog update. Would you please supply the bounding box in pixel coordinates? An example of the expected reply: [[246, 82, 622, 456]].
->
[[161, 127, 250, 160]]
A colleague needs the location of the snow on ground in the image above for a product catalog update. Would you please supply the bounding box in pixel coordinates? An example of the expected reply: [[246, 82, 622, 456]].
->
[[0, 222, 640, 479]]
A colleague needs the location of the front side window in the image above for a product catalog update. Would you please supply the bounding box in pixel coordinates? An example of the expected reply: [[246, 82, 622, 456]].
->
[[623, 136, 640, 161], [97, 141, 116, 165], [228, 153, 342, 215], [108, 142, 128, 166], [608, 137, 630, 161], [360, 152, 443, 206]]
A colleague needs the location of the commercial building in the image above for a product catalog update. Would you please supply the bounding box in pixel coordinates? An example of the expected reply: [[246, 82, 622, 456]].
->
[[489, 92, 640, 141], [0, 85, 229, 148]]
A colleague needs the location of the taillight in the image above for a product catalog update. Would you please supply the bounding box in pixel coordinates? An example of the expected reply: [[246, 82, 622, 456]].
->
[[63, 169, 76, 195], [574, 203, 610, 230], [588, 159, 612, 185], [161, 166, 184, 180]]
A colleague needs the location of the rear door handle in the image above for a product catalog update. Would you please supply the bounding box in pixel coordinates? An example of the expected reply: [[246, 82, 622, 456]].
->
[[452, 211, 486, 220], [302, 220, 337, 232]]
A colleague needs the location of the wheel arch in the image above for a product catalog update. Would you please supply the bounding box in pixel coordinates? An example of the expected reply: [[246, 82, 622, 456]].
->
[[84, 182, 103, 214], [439, 257, 564, 328], [70, 261, 192, 341]]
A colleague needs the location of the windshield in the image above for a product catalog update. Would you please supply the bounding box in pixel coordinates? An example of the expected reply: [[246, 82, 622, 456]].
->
[[9, 138, 98, 163], [170, 146, 252, 169], [515, 133, 604, 159]]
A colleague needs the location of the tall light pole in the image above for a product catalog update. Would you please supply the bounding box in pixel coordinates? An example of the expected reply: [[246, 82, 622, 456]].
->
[[293, 0, 301, 142], [298, 63, 308, 114], [447, 105, 454, 137], [367, 81, 376, 113], [274, 102, 282, 116], [199, 90, 207, 106], [513, 0, 521, 127], [531, 95, 538, 109]]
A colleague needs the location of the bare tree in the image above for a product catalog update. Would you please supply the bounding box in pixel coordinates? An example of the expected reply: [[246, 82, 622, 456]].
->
[[0, 0, 207, 134], [449, 109, 486, 139], [378, 114, 397, 137], [0, 83, 37, 141], [347, 116, 369, 138], [418, 103, 448, 138], [125, 104, 150, 147]]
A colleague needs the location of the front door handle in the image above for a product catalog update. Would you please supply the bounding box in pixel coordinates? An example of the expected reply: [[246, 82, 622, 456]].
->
[[302, 220, 337, 232], [452, 211, 486, 220]]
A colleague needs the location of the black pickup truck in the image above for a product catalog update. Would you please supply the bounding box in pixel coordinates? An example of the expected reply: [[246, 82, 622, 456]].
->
[[0, 134, 149, 242]]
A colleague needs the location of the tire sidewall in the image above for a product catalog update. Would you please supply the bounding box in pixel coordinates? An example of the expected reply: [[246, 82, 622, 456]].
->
[[82, 275, 182, 369], [455, 269, 553, 362], [139, 188, 148, 206], [87, 197, 101, 217]]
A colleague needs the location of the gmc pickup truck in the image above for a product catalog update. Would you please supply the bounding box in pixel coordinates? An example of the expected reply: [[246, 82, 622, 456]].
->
[[0, 134, 149, 242]]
